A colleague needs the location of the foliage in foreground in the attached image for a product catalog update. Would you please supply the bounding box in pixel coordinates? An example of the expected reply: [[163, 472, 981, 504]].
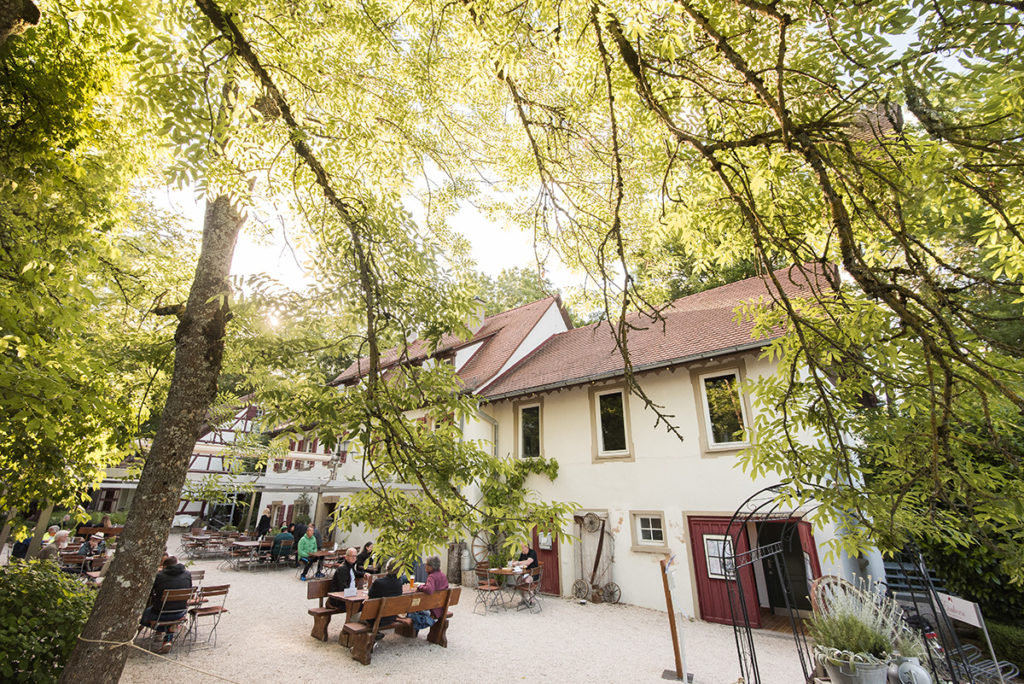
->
[[0, 561, 95, 682]]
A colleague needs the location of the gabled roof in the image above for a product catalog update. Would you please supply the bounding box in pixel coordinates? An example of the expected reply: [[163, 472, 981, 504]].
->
[[481, 264, 835, 401], [331, 296, 571, 392]]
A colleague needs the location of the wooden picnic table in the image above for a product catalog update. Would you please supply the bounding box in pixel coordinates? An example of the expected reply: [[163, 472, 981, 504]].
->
[[328, 583, 418, 647]]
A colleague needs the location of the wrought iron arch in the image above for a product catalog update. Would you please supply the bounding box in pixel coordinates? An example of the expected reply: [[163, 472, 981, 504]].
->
[[718, 484, 821, 684]]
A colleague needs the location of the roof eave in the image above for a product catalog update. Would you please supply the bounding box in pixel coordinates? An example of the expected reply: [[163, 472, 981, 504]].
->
[[481, 338, 771, 403]]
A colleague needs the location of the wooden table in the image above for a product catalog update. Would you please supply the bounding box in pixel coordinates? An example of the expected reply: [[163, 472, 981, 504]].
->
[[329, 584, 417, 647]]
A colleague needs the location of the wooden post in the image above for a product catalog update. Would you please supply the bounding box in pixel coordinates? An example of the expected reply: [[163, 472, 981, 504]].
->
[[660, 557, 689, 681]]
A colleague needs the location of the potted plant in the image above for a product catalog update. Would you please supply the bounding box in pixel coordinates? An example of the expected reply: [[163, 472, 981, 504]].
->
[[808, 584, 899, 684]]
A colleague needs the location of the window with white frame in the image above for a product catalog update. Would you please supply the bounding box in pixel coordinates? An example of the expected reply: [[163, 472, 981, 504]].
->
[[596, 390, 628, 455], [699, 370, 749, 447], [519, 404, 541, 458], [630, 510, 668, 552]]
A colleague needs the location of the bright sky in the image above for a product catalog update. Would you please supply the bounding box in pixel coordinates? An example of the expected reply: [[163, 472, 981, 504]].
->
[[165, 189, 578, 292]]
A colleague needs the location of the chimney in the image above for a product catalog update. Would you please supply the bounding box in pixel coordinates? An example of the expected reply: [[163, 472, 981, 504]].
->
[[467, 297, 486, 335]]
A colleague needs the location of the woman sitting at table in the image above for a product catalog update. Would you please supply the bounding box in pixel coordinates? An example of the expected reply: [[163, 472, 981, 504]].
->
[[356, 541, 378, 573]]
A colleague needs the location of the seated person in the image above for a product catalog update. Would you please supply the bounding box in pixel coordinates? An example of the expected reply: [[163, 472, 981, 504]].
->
[[409, 555, 449, 629], [42, 525, 59, 545], [327, 547, 364, 607], [356, 541, 378, 573], [37, 530, 70, 562], [366, 558, 404, 638], [78, 532, 106, 557], [297, 526, 323, 580], [10, 533, 31, 561], [271, 525, 294, 562], [512, 542, 538, 581], [139, 555, 192, 653]]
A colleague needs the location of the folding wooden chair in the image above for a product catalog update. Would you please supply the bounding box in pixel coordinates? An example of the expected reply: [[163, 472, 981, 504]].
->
[[473, 562, 505, 614], [139, 587, 198, 654], [189, 584, 230, 647], [515, 562, 543, 613]]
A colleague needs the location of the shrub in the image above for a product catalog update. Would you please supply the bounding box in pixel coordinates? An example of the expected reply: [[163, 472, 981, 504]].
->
[[809, 612, 891, 660], [0, 561, 95, 682], [987, 621, 1024, 669]]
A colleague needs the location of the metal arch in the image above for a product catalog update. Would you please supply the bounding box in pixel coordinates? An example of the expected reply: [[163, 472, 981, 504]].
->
[[720, 484, 821, 684]]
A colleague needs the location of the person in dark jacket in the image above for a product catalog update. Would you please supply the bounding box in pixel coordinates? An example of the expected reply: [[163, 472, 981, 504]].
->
[[327, 547, 364, 608], [356, 541, 378, 573], [140, 555, 193, 651], [256, 508, 272, 538], [367, 559, 404, 634]]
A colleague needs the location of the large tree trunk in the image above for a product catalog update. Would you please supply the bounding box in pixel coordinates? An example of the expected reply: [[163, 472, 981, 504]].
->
[[0, 0, 39, 46], [60, 195, 243, 682]]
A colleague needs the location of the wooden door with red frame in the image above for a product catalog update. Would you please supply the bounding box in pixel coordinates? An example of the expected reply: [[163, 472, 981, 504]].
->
[[531, 528, 560, 595], [687, 516, 761, 628]]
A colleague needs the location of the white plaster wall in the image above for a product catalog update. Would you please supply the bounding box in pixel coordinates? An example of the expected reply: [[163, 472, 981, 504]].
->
[[484, 352, 851, 614]]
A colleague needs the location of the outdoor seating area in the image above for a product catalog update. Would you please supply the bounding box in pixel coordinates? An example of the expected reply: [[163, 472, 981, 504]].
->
[[117, 537, 807, 683]]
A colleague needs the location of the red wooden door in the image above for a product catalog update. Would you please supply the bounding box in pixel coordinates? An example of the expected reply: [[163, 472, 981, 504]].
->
[[532, 528, 560, 595], [687, 516, 761, 628]]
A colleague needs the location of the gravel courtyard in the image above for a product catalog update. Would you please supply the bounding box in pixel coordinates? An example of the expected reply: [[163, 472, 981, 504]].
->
[[120, 542, 806, 684]]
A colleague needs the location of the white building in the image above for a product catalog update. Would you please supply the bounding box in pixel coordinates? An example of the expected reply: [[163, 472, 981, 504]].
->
[[253, 266, 882, 623]]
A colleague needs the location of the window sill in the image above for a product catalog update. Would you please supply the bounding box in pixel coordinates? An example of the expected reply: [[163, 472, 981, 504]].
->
[[595, 451, 633, 462], [703, 442, 749, 456], [631, 544, 670, 554]]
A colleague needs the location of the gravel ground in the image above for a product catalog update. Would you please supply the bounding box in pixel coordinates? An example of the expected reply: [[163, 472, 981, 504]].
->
[[119, 536, 806, 684]]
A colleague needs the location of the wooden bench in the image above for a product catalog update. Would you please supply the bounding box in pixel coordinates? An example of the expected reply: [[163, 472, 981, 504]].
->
[[342, 587, 461, 665], [307, 579, 344, 641]]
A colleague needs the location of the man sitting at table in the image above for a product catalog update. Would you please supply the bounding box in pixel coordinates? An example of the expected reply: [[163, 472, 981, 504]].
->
[[409, 555, 449, 630], [327, 547, 364, 607], [512, 542, 538, 582], [78, 532, 106, 557], [271, 524, 294, 562], [140, 555, 193, 653], [37, 530, 70, 562], [297, 526, 323, 580]]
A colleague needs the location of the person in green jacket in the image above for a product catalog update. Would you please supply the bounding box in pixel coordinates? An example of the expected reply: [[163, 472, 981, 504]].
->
[[297, 526, 323, 580]]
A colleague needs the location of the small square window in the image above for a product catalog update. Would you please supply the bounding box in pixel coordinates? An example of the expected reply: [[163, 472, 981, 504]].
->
[[630, 510, 668, 552], [638, 516, 664, 543]]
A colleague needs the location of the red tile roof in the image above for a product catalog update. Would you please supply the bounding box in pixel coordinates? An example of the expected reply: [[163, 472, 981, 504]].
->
[[332, 296, 570, 391], [481, 264, 835, 400]]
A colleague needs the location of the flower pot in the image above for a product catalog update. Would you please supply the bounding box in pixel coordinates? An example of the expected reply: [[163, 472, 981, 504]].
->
[[896, 657, 931, 684], [823, 658, 889, 684]]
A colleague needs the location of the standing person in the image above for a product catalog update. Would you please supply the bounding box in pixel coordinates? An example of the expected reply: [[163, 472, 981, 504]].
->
[[327, 548, 364, 607], [139, 555, 193, 654], [409, 555, 448, 630], [256, 507, 272, 538], [297, 526, 323, 580]]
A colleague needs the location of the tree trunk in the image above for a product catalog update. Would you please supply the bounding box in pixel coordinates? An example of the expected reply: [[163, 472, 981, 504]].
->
[[26, 500, 54, 559], [0, 0, 39, 46], [0, 505, 16, 554], [60, 195, 243, 682]]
